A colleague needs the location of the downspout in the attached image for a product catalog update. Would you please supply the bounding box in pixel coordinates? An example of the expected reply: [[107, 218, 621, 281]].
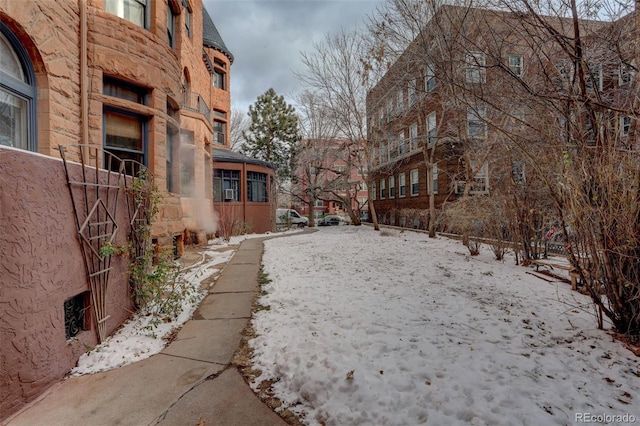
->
[[79, 0, 88, 147], [242, 161, 246, 224]]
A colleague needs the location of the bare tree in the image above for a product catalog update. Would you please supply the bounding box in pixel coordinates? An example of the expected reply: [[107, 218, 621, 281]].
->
[[291, 91, 339, 227], [296, 29, 379, 229], [369, 0, 639, 337], [229, 107, 249, 152]]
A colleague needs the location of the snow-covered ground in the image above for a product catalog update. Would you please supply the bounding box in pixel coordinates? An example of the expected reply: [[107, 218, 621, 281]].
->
[[251, 226, 640, 426], [71, 230, 300, 376]]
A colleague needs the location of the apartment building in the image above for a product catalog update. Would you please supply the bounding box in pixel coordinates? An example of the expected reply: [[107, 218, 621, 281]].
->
[[366, 5, 637, 230]]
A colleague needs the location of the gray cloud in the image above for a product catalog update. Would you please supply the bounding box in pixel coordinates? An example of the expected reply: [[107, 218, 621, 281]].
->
[[204, 0, 383, 112]]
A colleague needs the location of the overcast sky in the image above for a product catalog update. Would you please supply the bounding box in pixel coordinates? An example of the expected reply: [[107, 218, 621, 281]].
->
[[204, 0, 384, 112]]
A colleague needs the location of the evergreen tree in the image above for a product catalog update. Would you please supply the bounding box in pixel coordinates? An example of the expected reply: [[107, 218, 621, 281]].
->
[[241, 88, 301, 180]]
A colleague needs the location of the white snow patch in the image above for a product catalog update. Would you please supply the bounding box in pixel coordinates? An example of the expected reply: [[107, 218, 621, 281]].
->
[[251, 226, 640, 426]]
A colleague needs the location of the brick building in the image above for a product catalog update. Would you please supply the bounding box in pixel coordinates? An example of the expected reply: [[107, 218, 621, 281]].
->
[[366, 5, 637, 229]]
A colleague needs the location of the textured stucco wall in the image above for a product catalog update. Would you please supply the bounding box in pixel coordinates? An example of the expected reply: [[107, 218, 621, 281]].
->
[[0, 147, 134, 419]]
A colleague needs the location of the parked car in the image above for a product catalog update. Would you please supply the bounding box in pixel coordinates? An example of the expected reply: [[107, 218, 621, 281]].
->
[[276, 209, 309, 228], [318, 215, 348, 226]]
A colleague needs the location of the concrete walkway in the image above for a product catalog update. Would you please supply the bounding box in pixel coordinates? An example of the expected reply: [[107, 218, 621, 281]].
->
[[5, 233, 310, 426]]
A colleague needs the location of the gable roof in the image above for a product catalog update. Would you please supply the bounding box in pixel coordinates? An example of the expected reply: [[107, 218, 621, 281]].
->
[[202, 7, 234, 63]]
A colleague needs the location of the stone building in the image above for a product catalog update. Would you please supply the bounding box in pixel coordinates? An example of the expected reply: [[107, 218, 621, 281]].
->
[[0, 0, 275, 249], [0, 0, 274, 418]]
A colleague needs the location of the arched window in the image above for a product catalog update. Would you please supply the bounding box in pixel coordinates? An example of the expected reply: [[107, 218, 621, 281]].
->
[[0, 22, 36, 151]]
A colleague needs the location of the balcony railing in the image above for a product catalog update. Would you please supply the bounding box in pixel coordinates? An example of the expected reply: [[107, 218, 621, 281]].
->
[[182, 91, 211, 122]]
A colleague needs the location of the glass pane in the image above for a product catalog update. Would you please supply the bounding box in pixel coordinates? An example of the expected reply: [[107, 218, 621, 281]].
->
[[0, 88, 28, 149], [105, 111, 142, 150], [105, 0, 145, 27], [0, 33, 25, 81]]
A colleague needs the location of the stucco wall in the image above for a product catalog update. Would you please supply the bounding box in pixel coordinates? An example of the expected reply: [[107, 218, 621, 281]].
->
[[0, 147, 134, 419]]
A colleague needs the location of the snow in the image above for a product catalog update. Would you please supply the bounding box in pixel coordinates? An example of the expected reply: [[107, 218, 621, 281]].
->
[[71, 230, 301, 376], [251, 226, 640, 426]]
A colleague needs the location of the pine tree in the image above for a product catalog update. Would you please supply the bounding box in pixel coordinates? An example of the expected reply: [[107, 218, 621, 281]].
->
[[241, 88, 301, 180]]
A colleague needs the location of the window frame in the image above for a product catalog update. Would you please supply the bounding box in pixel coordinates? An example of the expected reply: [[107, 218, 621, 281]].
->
[[182, 0, 192, 38], [399, 172, 406, 197], [380, 178, 386, 199], [466, 51, 486, 84], [0, 23, 37, 152], [410, 169, 419, 196], [167, 2, 178, 48], [427, 111, 437, 145], [431, 164, 438, 194], [467, 106, 487, 138], [214, 119, 226, 145], [408, 78, 417, 104], [508, 54, 523, 78], [105, 0, 149, 29], [214, 169, 240, 202], [621, 115, 631, 137], [398, 131, 405, 156], [103, 107, 148, 171], [389, 175, 395, 198], [425, 64, 436, 92], [409, 123, 418, 152], [247, 171, 268, 203]]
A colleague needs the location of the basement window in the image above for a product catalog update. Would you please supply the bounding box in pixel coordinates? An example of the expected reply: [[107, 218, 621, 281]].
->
[[65, 292, 89, 340]]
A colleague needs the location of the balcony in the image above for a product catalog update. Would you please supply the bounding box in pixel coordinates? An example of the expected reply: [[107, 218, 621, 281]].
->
[[182, 91, 211, 122]]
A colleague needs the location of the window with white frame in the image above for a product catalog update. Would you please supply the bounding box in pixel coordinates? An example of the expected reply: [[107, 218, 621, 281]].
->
[[431, 164, 439, 194], [409, 78, 417, 104], [470, 161, 489, 193], [466, 52, 486, 83], [386, 98, 393, 121], [410, 169, 419, 196], [380, 140, 387, 163], [409, 123, 418, 151], [372, 181, 377, 200], [425, 64, 435, 92], [621, 115, 631, 136], [508, 54, 523, 77], [399, 173, 406, 197], [396, 89, 404, 113], [389, 175, 395, 198], [398, 131, 405, 155], [105, 0, 148, 28], [467, 106, 487, 138], [619, 62, 636, 86], [427, 112, 437, 145], [380, 179, 386, 199], [586, 62, 602, 91], [388, 136, 396, 159], [511, 161, 525, 185]]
